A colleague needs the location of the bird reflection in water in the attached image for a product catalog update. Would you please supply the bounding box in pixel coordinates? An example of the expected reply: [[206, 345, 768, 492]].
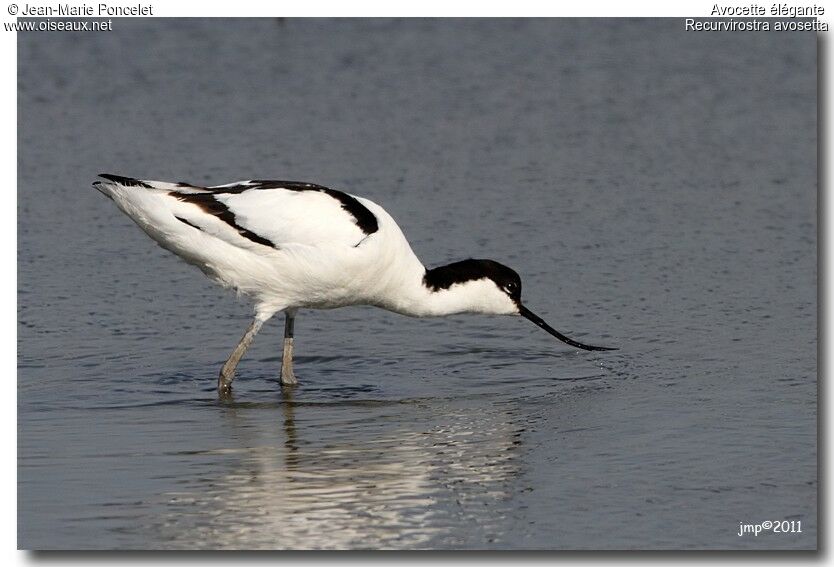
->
[[156, 387, 526, 549]]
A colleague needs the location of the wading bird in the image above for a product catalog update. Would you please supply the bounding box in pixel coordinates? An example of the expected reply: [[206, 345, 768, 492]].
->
[[93, 174, 615, 395]]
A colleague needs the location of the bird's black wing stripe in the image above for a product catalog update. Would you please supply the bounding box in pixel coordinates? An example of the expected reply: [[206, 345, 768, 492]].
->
[[315, 187, 379, 235], [209, 180, 328, 194], [99, 173, 153, 188], [171, 192, 276, 248], [250, 180, 329, 191], [207, 180, 380, 236], [174, 216, 201, 230]]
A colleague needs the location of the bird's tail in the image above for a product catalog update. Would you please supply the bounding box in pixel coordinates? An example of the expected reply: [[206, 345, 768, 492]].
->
[[92, 173, 195, 199], [92, 173, 149, 199]]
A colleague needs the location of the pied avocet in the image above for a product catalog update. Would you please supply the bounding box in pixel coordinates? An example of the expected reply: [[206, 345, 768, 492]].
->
[[93, 174, 615, 395]]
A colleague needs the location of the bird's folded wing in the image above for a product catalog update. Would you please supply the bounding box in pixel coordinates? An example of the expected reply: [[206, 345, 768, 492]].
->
[[165, 183, 374, 251]]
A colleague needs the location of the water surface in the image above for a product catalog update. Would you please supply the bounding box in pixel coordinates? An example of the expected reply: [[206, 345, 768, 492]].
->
[[18, 19, 816, 549]]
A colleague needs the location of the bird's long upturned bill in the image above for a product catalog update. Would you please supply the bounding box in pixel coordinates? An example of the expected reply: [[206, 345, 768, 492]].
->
[[518, 304, 617, 351]]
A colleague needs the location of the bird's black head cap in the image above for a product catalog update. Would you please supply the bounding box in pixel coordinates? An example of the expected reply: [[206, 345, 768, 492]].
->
[[423, 258, 521, 302]]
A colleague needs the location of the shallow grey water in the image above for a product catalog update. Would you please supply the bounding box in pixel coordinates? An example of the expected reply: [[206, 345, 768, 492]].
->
[[18, 19, 816, 549]]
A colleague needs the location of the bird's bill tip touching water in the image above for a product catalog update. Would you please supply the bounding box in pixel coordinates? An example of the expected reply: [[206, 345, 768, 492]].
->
[[517, 304, 617, 352]]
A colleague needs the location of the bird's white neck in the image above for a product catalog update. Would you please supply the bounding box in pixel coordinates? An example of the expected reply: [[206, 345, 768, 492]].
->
[[374, 263, 517, 318], [357, 209, 519, 318]]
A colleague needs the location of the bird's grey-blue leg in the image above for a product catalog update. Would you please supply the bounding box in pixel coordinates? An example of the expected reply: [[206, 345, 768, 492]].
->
[[281, 309, 298, 386], [218, 317, 264, 395]]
